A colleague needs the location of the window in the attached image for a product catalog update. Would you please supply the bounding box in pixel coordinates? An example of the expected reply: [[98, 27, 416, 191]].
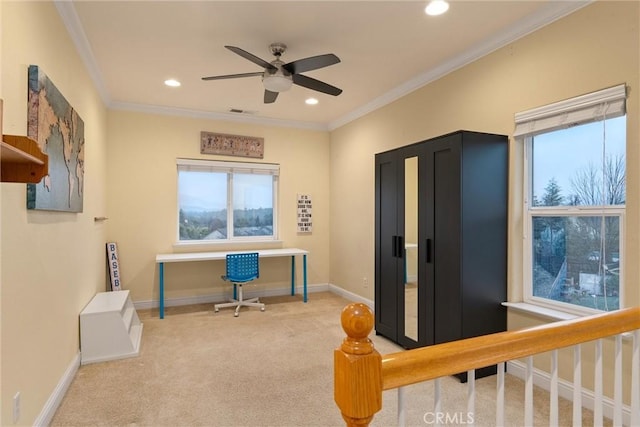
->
[[177, 159, 279, 243], [517, 85, 626, 313]]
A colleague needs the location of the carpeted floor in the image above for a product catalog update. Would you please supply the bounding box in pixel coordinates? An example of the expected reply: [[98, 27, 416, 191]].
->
[[50, 292, 602, 426]]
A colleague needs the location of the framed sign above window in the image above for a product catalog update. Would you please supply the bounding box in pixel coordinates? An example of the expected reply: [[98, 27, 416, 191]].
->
[[200, 131, 264, 159]]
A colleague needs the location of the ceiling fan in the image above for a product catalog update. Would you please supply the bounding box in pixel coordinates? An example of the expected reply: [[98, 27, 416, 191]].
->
[[202, 43, 342, 104]]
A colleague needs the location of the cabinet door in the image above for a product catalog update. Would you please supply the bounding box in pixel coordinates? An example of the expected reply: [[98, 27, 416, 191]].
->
[[399, 145, 426, 348], [375, 145, 426, 348], [375, 150, 402, 341], [425, 135, 462, 345]]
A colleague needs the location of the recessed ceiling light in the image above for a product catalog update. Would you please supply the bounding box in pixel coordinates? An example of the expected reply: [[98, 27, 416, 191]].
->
[[164, 79, 181, 87], [425, 0, 449, 16], [305, 98, 319, 105]]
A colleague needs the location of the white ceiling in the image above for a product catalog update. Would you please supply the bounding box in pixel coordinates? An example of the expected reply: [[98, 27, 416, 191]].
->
[[57, 1, 589, 130]]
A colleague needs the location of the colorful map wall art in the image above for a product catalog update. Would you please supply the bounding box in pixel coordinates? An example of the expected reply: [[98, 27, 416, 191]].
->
[[27, 65, 85, 212]]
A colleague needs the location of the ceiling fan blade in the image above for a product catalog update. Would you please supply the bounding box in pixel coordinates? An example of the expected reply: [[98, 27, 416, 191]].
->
[[292, 74, 342, 96], [202, 72, 263, 81], [283, 53, 340, 74], [264, 90, 279, 104], [225, 46, 277, 71]]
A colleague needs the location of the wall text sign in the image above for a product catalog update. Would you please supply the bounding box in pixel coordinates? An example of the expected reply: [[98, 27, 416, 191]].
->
[[297, 194, 312, 233]]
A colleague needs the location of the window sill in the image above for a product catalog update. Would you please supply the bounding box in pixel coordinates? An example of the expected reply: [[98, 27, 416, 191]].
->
[[502, 302, 579, 321], [173, 239, 284, 251]]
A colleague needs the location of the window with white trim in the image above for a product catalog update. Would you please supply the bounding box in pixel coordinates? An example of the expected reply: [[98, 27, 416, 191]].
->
[[517, 85, 626, 313], [176, 159, 279, 243]]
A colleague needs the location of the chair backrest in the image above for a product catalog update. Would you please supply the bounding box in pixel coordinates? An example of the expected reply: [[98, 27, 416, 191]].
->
[[225, 252, 259, 283]]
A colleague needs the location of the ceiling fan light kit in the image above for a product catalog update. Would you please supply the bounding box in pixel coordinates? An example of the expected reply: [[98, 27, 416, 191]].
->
[[202, 42, 342, 104], [262, 71, 293, 92], [263, 75, 293, 92]]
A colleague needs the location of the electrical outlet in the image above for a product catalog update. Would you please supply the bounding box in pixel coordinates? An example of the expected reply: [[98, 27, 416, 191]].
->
[[13, 392, 20, 423], [363, 277, 368, 288]]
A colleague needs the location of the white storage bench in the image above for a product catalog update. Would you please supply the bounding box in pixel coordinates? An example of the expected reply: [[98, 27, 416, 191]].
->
[[80, 290, 143, 364]]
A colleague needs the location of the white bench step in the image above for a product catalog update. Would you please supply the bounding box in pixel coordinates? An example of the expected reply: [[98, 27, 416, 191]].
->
[[80, 290, 143, 364]]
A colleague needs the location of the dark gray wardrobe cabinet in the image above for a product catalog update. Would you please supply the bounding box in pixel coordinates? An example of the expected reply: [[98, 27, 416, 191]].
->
[[375, 130, 508, 378]]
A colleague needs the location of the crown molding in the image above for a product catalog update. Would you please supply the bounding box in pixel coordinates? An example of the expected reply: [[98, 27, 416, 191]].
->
[[109, 101, 329, 132], [327, 0, 593, 131], [54, 1, 111, 105], [56, 0, 592, 133]]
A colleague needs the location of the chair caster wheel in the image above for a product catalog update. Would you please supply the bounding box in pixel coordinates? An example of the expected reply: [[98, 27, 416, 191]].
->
[[234, 312, 239, 317], [214, 308, 219, 313], [261, 307, 265, 312]]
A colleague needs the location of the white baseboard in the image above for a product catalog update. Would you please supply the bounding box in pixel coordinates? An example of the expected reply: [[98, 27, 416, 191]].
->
[[328, 283, 374, 309], [38, 283, 373, 427], [507, 360, 631, 426], [133, 283, 330, 310], [34, 352, 80, 427]]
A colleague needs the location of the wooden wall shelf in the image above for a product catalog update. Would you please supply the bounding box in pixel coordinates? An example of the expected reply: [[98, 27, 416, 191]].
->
[[1, 134, 49, 183]]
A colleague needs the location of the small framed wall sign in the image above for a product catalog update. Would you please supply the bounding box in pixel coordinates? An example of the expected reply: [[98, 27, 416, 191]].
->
[[106, 242, 122, 291], [200, 131, 264, 159], [297, 194, 312, 233]]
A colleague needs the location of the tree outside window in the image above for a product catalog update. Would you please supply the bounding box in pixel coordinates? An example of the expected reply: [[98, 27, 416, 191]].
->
[[529, 116, 625, 312]]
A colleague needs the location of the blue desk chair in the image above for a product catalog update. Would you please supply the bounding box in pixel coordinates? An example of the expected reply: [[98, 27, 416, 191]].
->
[[214, 253, 265, 317]]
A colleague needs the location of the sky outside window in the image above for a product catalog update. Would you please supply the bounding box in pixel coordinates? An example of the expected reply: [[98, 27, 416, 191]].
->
[[532, 116, 625, 205], [233, 173, 272, 210], [178, 171, 227, 212]]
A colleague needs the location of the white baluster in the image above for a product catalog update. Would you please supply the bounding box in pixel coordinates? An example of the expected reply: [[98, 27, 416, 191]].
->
[[496, 362, 505, 427], [398, 386, 406, 427], [434, 378, 441, 427], [631, 330, 639, 427], [613, 334, 622, 426], [525, 356, 533, 426], [467, 370, 475, 427], [573, 344, 582, 427], [550, 349, 558, 426], [594, 339, 603, 427]]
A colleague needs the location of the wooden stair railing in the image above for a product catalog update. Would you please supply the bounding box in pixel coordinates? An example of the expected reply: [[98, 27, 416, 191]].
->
[[334, 303, 640, 426]]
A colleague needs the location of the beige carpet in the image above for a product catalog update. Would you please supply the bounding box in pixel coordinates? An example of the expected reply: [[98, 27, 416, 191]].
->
[[51, 292, 602, 426]]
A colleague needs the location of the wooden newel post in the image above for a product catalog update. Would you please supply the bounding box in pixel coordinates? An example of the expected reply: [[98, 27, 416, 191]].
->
[[334, 303, 382, 426]]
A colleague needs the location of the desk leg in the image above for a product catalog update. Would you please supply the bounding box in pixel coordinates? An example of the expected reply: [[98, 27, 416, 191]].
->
[[159, 262, 165, 319], [290, 255, 296, 296], [303, 254, 308, 303]]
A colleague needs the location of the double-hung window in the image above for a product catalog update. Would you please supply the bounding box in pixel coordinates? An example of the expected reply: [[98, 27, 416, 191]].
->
[[176, 159, 279, 243], [516, 85, 627, 314]]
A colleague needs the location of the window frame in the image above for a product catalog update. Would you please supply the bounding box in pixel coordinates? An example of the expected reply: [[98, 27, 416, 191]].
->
[[522, 145, 625, 314], [519, 85, 627, 315], [176, 158, 280, 245]]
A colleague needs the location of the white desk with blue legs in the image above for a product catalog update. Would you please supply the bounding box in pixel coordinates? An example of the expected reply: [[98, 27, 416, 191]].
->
[[155, 248, 309, 319]]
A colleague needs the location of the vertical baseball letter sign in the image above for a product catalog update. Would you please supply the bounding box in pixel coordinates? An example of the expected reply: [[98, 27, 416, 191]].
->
[[106, 242, 122, 291]]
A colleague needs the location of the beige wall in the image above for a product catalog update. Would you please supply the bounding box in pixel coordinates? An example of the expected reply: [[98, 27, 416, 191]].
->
[[1, 1, 108, 425], [1, 0, 638, 424], [331, 1, 639, 305], [329, 0, 639, 400], [106, 111, 330, 303]]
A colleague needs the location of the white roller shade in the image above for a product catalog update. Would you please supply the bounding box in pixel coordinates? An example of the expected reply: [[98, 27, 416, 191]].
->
[[514, 84, 627, 138], [176, 158, 279, 175]]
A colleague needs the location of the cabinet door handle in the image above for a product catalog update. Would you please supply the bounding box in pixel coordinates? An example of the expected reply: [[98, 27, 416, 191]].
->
[[426, 238, 432, 263], [398, 236, 404, 258], [392, 235, 398, 258]]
